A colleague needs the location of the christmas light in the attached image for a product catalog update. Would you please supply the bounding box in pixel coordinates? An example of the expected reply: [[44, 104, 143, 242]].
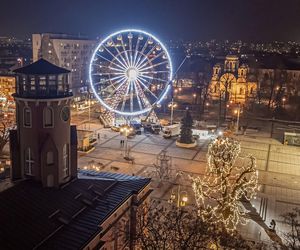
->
[[191, 137, 258, 232]]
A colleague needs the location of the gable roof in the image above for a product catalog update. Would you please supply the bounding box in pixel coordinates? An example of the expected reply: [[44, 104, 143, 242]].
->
[[13, 58, 70, 75], [0, 171, 150, 250]]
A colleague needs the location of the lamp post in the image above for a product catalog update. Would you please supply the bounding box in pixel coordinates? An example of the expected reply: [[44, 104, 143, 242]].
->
[[168, 184, 188, 208], [234, 103, 241, 134], [282, 97, 286, 108], [85, 95, 95, 130], [168, 99, 177, 125], [120, 125, 133, 158]]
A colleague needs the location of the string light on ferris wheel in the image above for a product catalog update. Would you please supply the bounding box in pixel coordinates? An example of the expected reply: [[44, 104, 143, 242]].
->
[[89, 29, 173, 116]]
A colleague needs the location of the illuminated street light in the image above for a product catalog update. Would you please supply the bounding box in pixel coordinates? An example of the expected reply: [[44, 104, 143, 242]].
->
[[168, 99, 177, 125], [168, 185, 188, 207], [120, 125, 133, 158], [282, 97, 286, 108]]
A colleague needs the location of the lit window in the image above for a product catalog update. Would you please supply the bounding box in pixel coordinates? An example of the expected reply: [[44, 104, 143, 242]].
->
[[43, 107, 54, 128], [25, 147, 34, 176], [63, 144, 69, 178], [23, 107, 32, 127], [47, 151, 54, 165]]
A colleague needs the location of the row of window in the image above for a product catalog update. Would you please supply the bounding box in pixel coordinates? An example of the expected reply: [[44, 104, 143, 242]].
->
[[24, 145, 69, 177], [23, 106, 68, 128]]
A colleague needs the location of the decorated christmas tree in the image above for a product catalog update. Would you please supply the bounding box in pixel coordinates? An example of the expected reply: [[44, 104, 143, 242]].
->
[[177, 108, 195, 144]]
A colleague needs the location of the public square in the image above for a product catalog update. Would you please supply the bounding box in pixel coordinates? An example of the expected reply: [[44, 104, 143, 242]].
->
[[77, 120, 300, 245]]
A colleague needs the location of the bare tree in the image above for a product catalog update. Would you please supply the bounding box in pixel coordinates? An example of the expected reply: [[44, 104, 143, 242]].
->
[[0, 121, 12, 156], [191, 137, 258, 232], [281, 208, 300, 249], [135, 200, 264, 250]]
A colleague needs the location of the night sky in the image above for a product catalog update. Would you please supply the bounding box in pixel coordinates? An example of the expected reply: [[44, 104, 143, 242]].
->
[[1, 0, 300, 41]]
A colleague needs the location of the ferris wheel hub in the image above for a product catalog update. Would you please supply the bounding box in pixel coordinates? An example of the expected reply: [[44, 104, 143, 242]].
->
[[126, 67, 139, 81]]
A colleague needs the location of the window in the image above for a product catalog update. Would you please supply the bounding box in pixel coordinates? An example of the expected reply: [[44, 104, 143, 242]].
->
[[240, 88, 244, 95], [47, 151, 54, 165], [43, 107, 54, 128], [25, 147, 34, 176], [23, 107, 32, 127], [63, 144, 69, 178]]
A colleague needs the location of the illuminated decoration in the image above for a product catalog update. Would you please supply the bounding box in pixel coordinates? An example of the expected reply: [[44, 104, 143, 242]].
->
[[191, 137, 258, 232], [89, 29, 173, 116]]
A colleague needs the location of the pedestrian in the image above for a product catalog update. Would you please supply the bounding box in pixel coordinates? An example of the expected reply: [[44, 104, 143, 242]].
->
[[97, 133, 100, 140], [120, 140, 122, 147]]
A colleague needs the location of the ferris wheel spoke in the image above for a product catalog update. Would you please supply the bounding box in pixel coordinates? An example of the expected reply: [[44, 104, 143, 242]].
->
[[139, 74, 168, 83], [128, 35, 133, 66], [133, 81, 143, 111], [130, 81, 134, 112], [137, 51, 165, 70], [139, 60, 169, 72], [103, 45, 128, 70], [93, 75, 125, 86], [132, 38, 141, 67], [141, 70, 170, 74], [135, 45, 156, 69], [136, 77, 158, 100], [121, 82, 131, 112], [92, 72, 124, 76], [134, 80, 153, 108], [96, 53, 126, 70], [134, 38, 150, 68], [120, 39, 131, 68], [105, 78, 128, 100], [111, 41, 130, 68]]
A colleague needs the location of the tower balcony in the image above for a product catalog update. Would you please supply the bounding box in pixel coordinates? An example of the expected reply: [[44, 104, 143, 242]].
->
[[13, 59, 73, 99]]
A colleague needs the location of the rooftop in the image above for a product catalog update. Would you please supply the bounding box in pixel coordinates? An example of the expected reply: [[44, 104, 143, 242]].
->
[[13, 58, 70, 75], [0, 171, 150, 250]]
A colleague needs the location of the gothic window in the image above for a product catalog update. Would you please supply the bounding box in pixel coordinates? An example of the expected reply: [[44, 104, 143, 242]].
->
[[214, 85, 217, 93], [63, 144, 69, 178], [250, 87, 254, 94], [23, 107, 32, 127], [47, 151, 54, 165], [241, 69, 244, 76], [25, 147, 34, 176], [43, 107, 54, 128], [240, 88, 244, 95]]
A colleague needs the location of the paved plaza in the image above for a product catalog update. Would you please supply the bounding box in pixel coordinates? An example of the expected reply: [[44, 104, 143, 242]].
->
[[77, 123, 300, 244]]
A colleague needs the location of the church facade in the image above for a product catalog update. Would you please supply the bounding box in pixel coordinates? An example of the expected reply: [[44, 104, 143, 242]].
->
[[209, 55, 257, 104]]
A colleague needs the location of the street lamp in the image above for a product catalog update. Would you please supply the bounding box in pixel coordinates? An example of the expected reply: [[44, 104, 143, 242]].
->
[[120, 125, 133, 158], [282, 97, 286, 108], [168, 185, 188, 207], [168, 100, 177, 125], [234, 103, 241, 134], [193, 93, 196, 104]]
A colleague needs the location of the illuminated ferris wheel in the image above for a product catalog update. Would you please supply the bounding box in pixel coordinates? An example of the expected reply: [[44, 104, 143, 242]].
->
[[89, 29, 173, 116]]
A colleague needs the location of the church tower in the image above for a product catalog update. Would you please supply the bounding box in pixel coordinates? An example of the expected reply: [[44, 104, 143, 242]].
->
[[10, 59, 77, 187]]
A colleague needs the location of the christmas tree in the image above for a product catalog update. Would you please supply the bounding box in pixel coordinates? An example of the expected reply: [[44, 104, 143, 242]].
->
[[178, 108, 195, 144]]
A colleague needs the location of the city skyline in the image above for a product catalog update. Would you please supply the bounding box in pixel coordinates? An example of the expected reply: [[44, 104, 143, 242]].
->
[[1, 0, 300, 42]]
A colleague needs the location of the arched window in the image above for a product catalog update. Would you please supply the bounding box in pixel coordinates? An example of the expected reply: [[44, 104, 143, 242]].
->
[[47, 151, 54, 165], [250, 87, 254, 94], [240, 88, 244, 95], [43, 107, 54, 128], [23, 107, 32, 127], [214, 85, 217, 93], [63, 144, 69, 178], [25, 147, 34, 176], [241, 69, 244, 76]]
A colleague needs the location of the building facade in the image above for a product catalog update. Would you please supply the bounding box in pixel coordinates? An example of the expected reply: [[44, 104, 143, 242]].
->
[[2, 59, 152, 250], [32, 33, 96, 99], [209, 55, 257, 104], [10, 59, 77, 187]]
